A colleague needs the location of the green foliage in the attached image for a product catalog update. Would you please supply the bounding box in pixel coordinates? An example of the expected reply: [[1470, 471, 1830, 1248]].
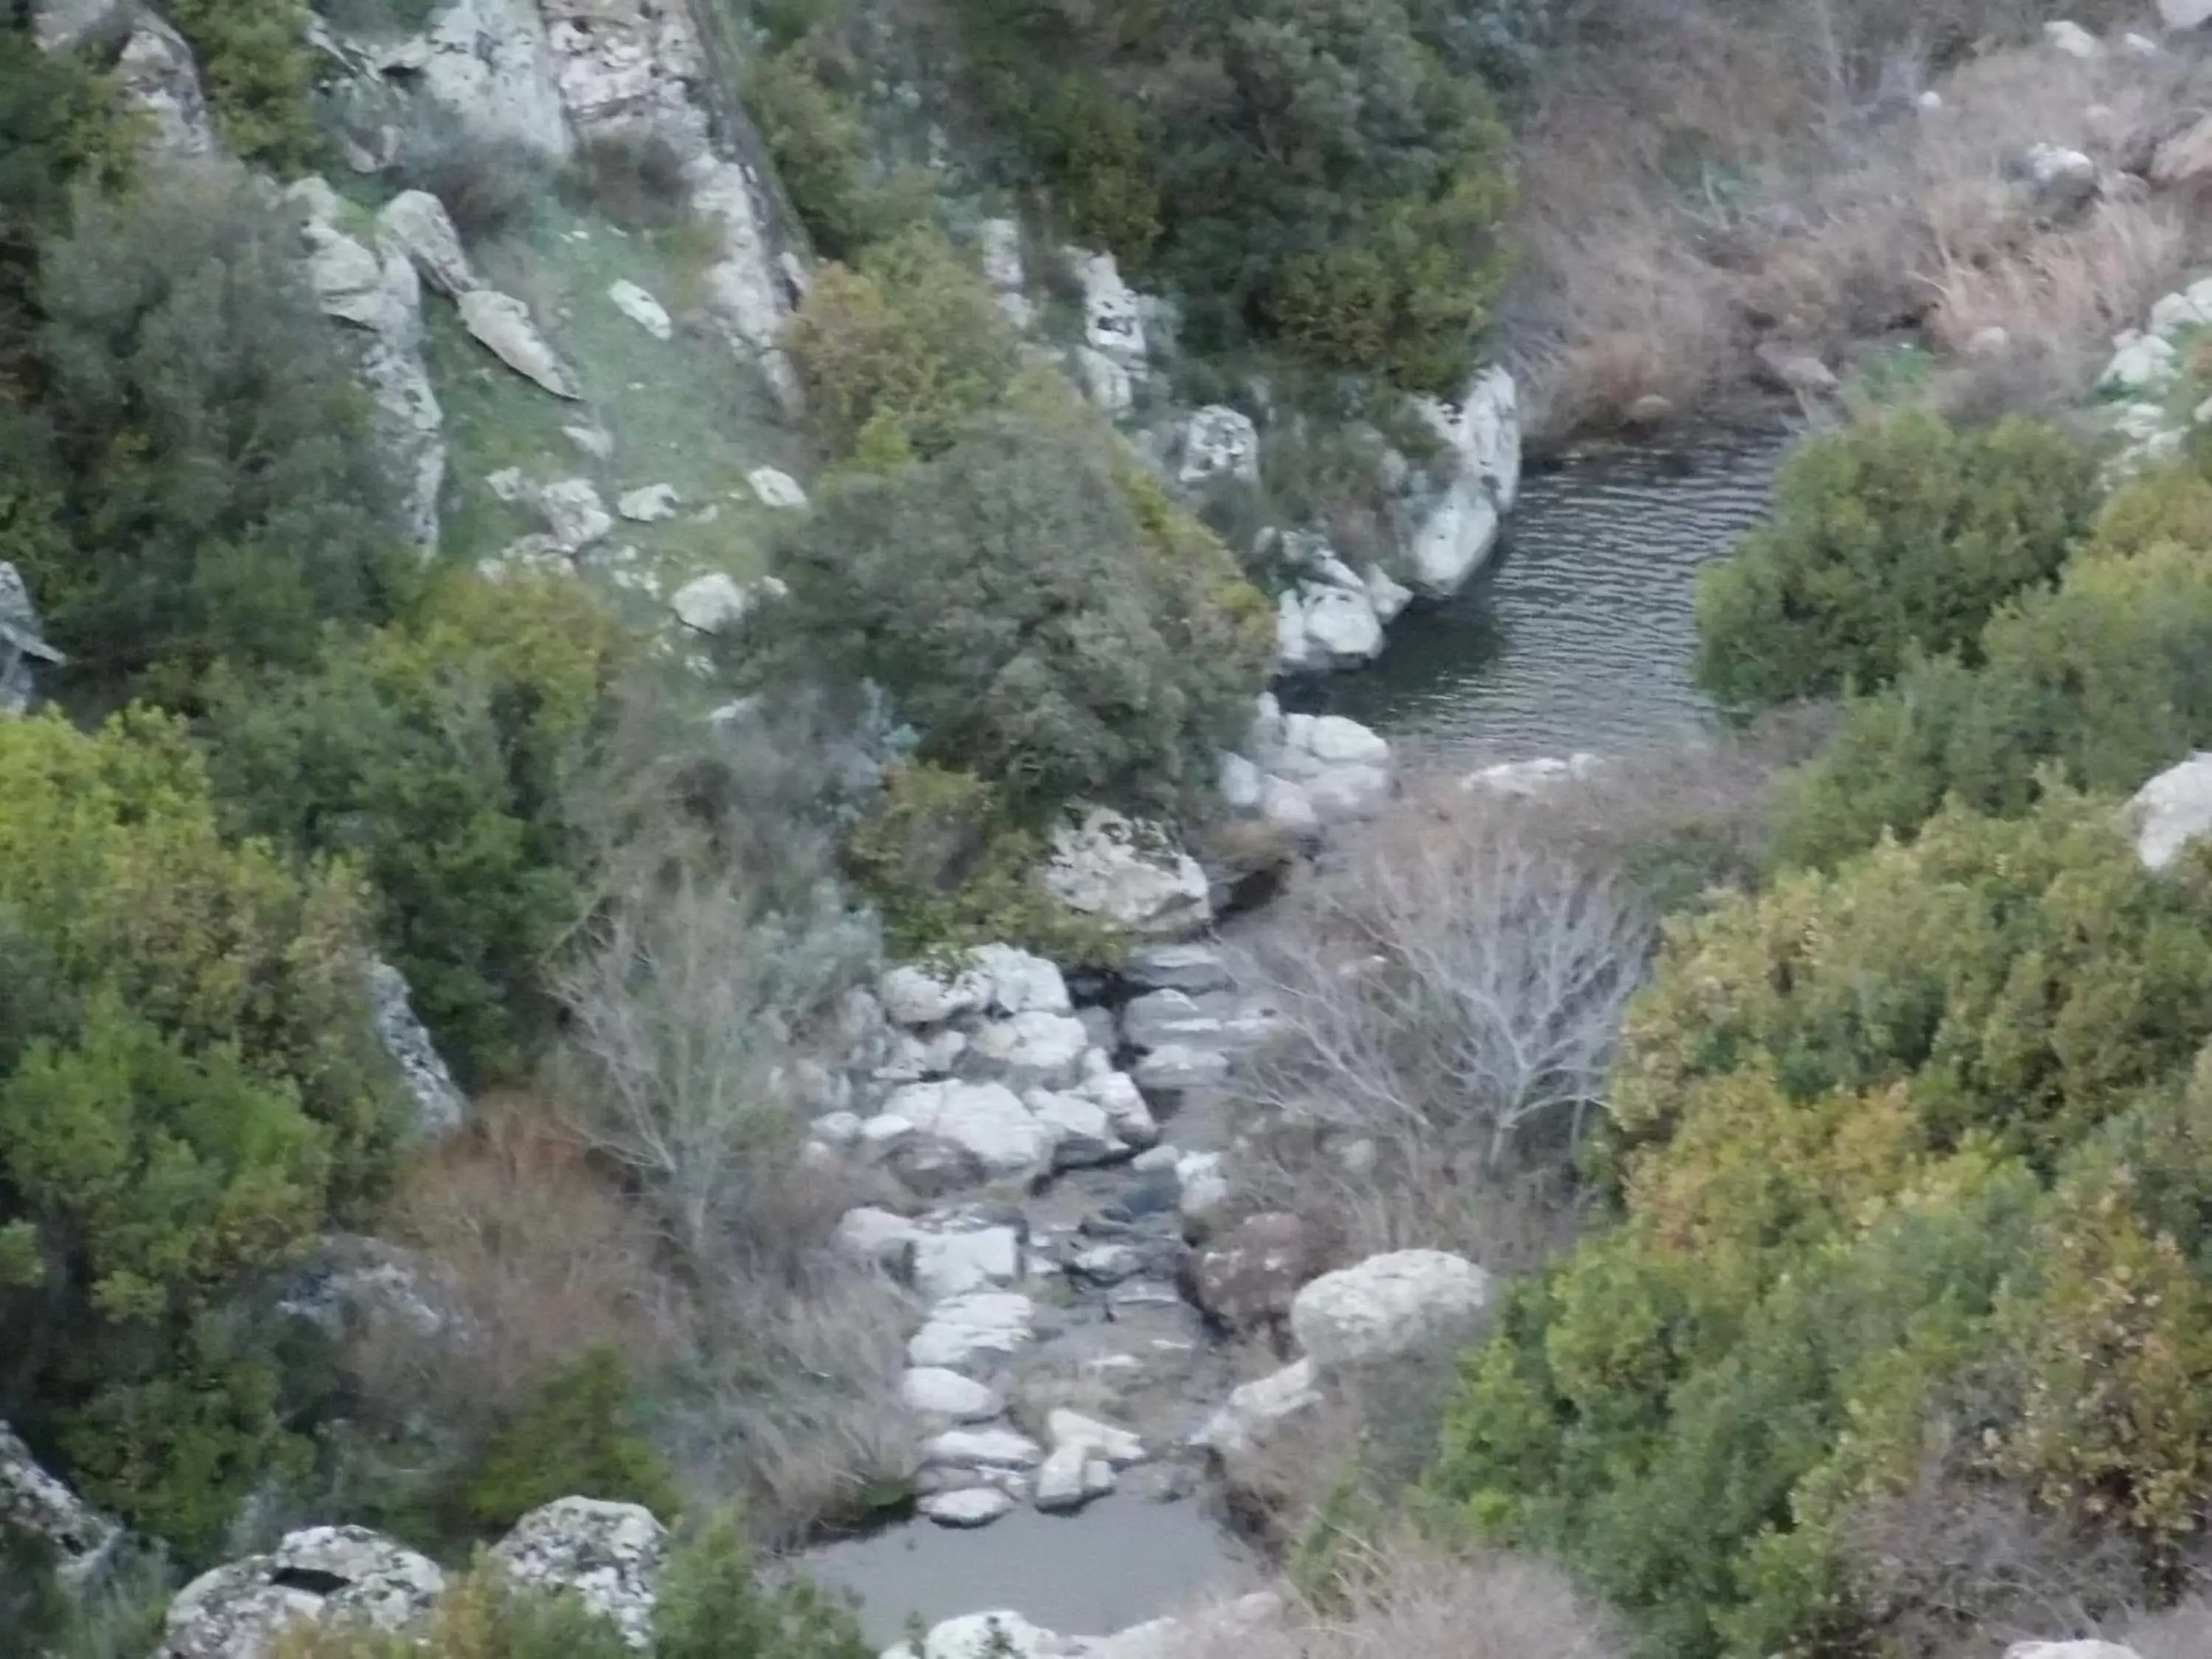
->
[[164, 0, 320, 168], [205, 572, 630, 1085], [746, 47, 926, 260], [274, 1559, 633, 1659], [0, 711, 397, 1556], [1693, 411, 2098, 718], [950, 0, 1512, 392], [4, 169, 406, 703], [1775, 463, 2212, 868], [844, 762, 1121, 962], [783, 227, 1023, 463], [653, 1509, 872, 1659], [464, 1346, 680, 1532], [775, 391, 1270, 815], [1427, 791, 2212, 1657]]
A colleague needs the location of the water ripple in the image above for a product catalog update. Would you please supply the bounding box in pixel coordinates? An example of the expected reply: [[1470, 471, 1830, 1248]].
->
[[1293, 424, 1796, 766]]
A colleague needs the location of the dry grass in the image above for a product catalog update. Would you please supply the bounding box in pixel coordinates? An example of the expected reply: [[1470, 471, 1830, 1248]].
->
[[1509, 0, 2204, 441], [1172, 1538, 1624, 1659], [2125, 1598, 2212, 1659]]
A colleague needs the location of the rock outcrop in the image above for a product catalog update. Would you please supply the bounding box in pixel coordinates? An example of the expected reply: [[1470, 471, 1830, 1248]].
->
[[116, 12, 216, 158], [1043, 809, 1212, 936], [365, 959, 467, 1138], [1288, 1249, 1492, 1370], [315, 0, 571, 171], [158, 1526, 444, 1659], [459, 288, 582, 399], [489, 1498, 666, 1649], [1404, 366, 1519, 597], [2129, 752, 2212, 870], [0, 563, 64, 717], [0, 1422, 116, 1586]]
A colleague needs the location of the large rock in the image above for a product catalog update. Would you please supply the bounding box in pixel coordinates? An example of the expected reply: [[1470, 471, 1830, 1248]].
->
[[2161, 0, 2212, 27], [1405, 366, 1517, 597], [967, 1010, 1091, 1088], [411, 0, 573, 164], [2152, 114, 2212, 188], [0, 563, 63, 717], [2004, 1646, 2141, 1659], [2044, 19, 2102, 57], [689, 156, 799, 408], [1043, 808, 1211, 936], [365, 959, 467, 1138], [880, 1079, 1055, 1177], [900, 1367, 1005, 1423], [912, 1222, 1023, 1300], [669, 571, 782, 634], [1197, 1358, 1321, 1454], [0, 1422, 115, 1586], [1290, 1250, 1492, 1370], [1239, 701, 1392, 827], [116, 13, 215, 158], [1075, 250, 1146, 363], [1179, 406, 1260, 487], [919, 1486, 1015, 1528], [907, 1291, 1037, 1371], [376, 190, 478, 298], [2020, 143, 2099, 215], [2129, 752, 2212, 869], [1189, 1211, 1319, 1336], [32, 0, 128, 51], [490, 1498, 666, 1650], [459, 288, 581, 398], [886, 1611, 1065, 1659], [159, 1527, 444, 1659], [608, 279, 673, 341], [543, 0, 708, 153]]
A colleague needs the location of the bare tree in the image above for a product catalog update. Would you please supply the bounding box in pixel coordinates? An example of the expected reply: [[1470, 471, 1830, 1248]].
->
[[1241, 789, 1655, 1178]]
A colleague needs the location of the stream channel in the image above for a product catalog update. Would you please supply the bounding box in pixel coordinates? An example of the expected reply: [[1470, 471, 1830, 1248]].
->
[[799, 419, 1798, 1649]]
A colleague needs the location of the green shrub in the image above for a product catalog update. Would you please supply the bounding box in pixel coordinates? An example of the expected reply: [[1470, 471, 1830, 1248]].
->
[[164, 0, 319, 168], [774, 394, 1269, 815], [464, 1346, 680, 1533], [274, 1559, 633, 1659], [746, 48, 926, 260], [0, 710, 397, 1557], [5, 169, 406, 703], [205, 573, 630, 1086], [653, 1509, 871, 1659], [1427, 790, 2212, 1658], [783, 227, 1023, 462], [1775, 504, 2212, 868], [1693, 411, 2098, 719]]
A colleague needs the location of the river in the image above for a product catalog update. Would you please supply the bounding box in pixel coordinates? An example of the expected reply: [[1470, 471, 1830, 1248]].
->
[[1284, 420, 1797, 765], [798, 420, 1795, 1651]]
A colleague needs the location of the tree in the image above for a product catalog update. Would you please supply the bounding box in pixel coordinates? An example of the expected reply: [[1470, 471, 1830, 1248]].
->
[[4, 169, 406, 703], [773, 397, 1270, 814], [463, 1346, 681, 1532], [0, 711, 398, 1556], [205, 573, 630, 1085], [1694, 411, 2097, 718]]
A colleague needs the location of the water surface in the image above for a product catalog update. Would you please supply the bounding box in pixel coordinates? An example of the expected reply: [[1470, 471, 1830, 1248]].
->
[[1291, 423, 1795, 762]]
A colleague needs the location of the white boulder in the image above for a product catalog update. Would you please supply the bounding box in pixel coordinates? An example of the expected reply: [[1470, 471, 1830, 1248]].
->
[[900, 1367, 1005, 1422], [2045, 18, 2102, 56], [907, 1291, 1037, 1371], [969, 944, 1073, 1016], [2129, 752, 2212, 870], [1179, 406, 1260, 486], [1075, 250, 1147, 363], [0, 1422, 114, 1586], [1048, 1408, 1144, 1466], [1290, 1250, 1493, 1370], [377, 190, 477, 297], [617, 483, 681, 522], [885, 1611, 1062, 1659], [365, 959, 467, 1138], [882, 1080, 1056, 1177], [1197, 1359, 1321, 1455], [490, 1498, 665, 1650], [159, 1527, 444, 1659], [919, 1487, 1015, 1528], [459, 288, 580, 398], [608, 278, 673, 341], [912, 1224, 1023, 1300], [968, 1012, 1092, 1088], [2004, 1646, 2141, 1659], [1043, 807, 1211, 936], [748, 465, 810, 509], [2160, 0, 2212, 27], [1406, 366, 1518, 596], [535, 478, 613, 551]]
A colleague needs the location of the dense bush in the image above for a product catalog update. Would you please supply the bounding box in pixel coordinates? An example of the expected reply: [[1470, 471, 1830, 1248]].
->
[[163, 0, 319, 167], [0, 712, 400, 1556], [1693, 411, 2098, 718], [783, 227, 1023, 463], [205, 573, 630, 1086], [1426, 790, 2212, 1658], [773, 393, 1270, 815], [464, 1346, 680, 1531], [950, 0, 1512, 392], [1774, 462, 2212, 868], [2, 170, 406, 703], [746, 47, 927, 260]]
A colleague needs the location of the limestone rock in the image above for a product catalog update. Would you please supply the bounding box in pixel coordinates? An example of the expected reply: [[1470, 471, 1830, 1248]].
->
[[1032, 1442, 1116, 1512], [1133, 1043, 1230, 1093], [490, 1498, 666, 1650], [1753, 341, 1842, 396], [1464, 752, 1602, 799], [906, 1291, 1037, 1371], [1075, 250, 1147, 363], [2003, 1646, 2140, 1659], [459, 288, 581, 398], [1074, 346, 1133, 414], [377, 191, 477, 297], [31, 0, 128, 52], [1124, 944, 1234, 997], [2152, 114, 2212, 187], [2044, 18, 2101, 57], [1364, 563, 1413, 625], [670, 571, 747, 632], [608, 279, 673, 341], [1026, 1088, 1121, 1169], [0, 1422, 115, 1586], [880, 1080, 1054, 1178], [900, 1367, 1004, 1422], [365, 959, 467, 1138], [912, 1223, 1023, 1300], [535, 478, 613, 550], [1406, 366, 1517, 597], [748, 466, 809, 509], [1290, 1249, 1493, 1370], [2160, 0, 2212, 27], [967, 1011, 1091, 1088], [2129, 752, 2212, 869], [1043, 808, 1211, 936], [689, 157, 799, 406], [835, 1206, 921, 1271], [2101, 331, 2180, 393], [2020, 142, 2100, 214], [1179, 406, 1259, 487], [409, 0, 573, 165], [1048, 1408, 1144, 1466], [886, 1611, 1064, 1659], [116, 13, 214, 158], [1197, 1358, 1321, 1454], [880, 961, 990, 1028], [923, 1425, 1044, 1472], [970, 943, 1073, 1016], [159, 1527, 444, 1659], [0, 563, 63, 717], [617, 483, 681, 522], [1078, 1067, 1159, 1148], [919, 1487, 1015, 1527]]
